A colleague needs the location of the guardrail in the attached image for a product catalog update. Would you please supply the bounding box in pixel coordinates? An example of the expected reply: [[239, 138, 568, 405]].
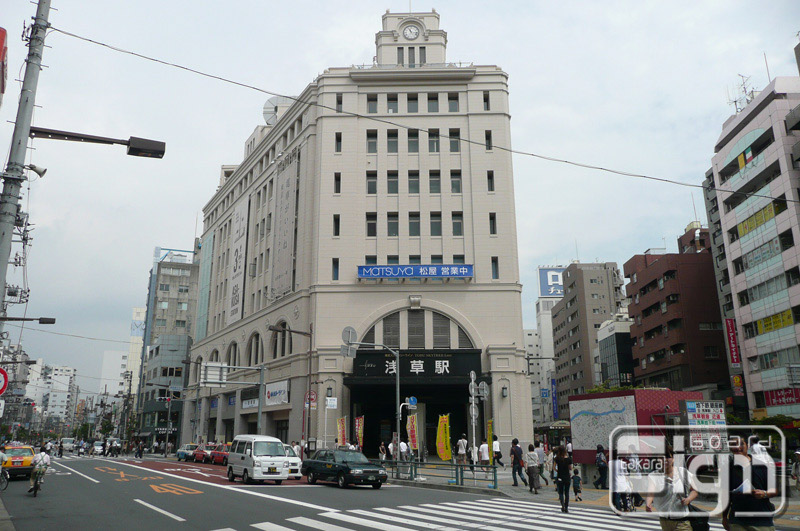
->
[[371, 459, 498, 489]]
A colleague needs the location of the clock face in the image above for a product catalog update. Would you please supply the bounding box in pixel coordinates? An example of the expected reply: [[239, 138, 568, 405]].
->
[[403, 25, 420, 40]]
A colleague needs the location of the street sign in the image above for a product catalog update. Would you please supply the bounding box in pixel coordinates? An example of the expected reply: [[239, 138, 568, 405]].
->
[[469, 381, 477, 397], [169, 385, 182, 392], [326, 397, 338, 409], [541, 389, 549, 398], [305, 390, 317, 410], [478, 381, 489, 397], [340, 344, 357, 358], [0, 368, 8, 396], [408, 405, 417, 410], [469, 404, 479, 420], [0, 400, 5, 417], [409, 396, 417, 406], [342, 326, 358, 345]]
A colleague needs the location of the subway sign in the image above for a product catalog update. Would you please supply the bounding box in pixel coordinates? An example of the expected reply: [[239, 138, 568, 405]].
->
[[358, 264, 473, 279]]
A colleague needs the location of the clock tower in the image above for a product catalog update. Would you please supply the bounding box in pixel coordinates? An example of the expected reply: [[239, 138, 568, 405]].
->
[[375, 10, 448, 66]]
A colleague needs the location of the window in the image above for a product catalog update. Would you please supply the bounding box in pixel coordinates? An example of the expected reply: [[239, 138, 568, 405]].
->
[[159, 301, 168, 309], [178, 302, 188, 311], [333, 214, 340, 236], [483, 91, 490, 111], [430, 212, 442, 236], [491, 257, 499, 279], [387, 130, 398, 153], [159, 283, 169, 291], [387, 255, 399, 265], [367, 94, 377, 113], [453, 254, 465, 264], [178, 285, 189, 293], [397, 47, 404, 65], [429, 170, 441, 193], [332, 259, 339, 281], [487, 170, 495, 191], [431, 255, 443, 264], [409, 255, 421, 264], [334, 173, 341, 193], [335, 132, 342, 153], [408, 129, 419, 152], [384, 312, 400, 349], [450, 170, 462, 193], [366, 213, 377, 237], [419, 46, 426, 64], [433, 312, 450, 348], [489, 213, 497, 235], [408, 94, 418, 113], [408, 171, 420, 193], [485, 130, 493, 150], [408, 47, 415, 67], [336, 93, 343, 113], [428, 129, 440, 152], [449, 129, 460, 152], [409, 212, 420, 236], [366, 171, 377, 194], [452, 212, 463, 236], [365, 255, 377, 265], [387, 213, 399, 237], [366, 130, 378, 154], [387, 94, 398, 114], [427, 93, 439, 112], [408, 310, 425, 349], [448, 93, 459, 112], [175, 320, 187, 328], [155, 319, 167, 327], [387, 171, 398, 194], [703, 346, 720, 359]]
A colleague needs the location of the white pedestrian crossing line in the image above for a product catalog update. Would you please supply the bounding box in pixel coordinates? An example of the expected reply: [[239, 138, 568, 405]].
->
[[285, 516, 354, 530]]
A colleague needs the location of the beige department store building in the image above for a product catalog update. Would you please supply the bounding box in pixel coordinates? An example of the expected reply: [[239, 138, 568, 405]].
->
[[181, 10, 533, 455]]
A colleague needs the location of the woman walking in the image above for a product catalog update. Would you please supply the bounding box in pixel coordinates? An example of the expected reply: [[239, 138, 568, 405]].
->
[[593, 444, 608, 489], [525, 443, 541, 494], [378, 441, 386, 462], [554, 446, 573, 513], [545, 447, 556, 490]]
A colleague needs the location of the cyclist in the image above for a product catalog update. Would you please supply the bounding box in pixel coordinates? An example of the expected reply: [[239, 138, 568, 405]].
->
[[28, 446, 50, 493]]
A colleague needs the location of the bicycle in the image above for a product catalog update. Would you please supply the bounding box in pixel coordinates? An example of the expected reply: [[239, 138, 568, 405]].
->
[[31, 466, 47, 497], [0, 469, 8, 492]]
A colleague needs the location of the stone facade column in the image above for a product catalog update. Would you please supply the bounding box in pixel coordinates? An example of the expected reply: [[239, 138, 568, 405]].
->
[[199, 397, 210, 444], [232, 389, 244, 437], [215, 394, 224, 443]]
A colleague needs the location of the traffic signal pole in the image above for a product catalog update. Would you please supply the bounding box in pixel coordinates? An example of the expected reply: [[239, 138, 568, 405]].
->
[[0, 0, 51, 333]]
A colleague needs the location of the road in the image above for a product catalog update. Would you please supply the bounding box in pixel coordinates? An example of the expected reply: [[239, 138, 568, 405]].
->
[[0, 453, 729, 530]]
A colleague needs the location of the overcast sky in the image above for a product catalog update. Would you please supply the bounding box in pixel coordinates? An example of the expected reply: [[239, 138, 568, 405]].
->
[[1, 1, 799, 392]]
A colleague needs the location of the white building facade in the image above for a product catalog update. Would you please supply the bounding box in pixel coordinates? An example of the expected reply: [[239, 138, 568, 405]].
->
[[184, 10, 533, 454], [532, 266, 565, 425]]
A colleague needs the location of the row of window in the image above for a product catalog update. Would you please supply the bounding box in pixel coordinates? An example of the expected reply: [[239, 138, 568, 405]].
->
[[733, 230, 794, 275], [737, 267, 800, 307], [158, 284, 191, 293], [155, 319, 187, 328], [354, 211, 497, 238], [158, 301, 189, 311], [332, 256, 499, 280], [335, 170, 496, 194], [336, 128, 494, 154], [729, 197, 787, 242], [359, 91, 491, 115], [742, 306, 799, 339], [748, 345, 800, 373]]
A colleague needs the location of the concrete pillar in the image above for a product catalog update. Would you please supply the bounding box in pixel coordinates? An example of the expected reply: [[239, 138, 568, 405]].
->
[[199, 397, 210, 444], [215, 394, 224, 443], [232, 389, 244, 437]]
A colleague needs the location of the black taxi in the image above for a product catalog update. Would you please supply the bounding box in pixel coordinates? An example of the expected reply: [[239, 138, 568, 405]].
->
[[301, 449, 387, 489]]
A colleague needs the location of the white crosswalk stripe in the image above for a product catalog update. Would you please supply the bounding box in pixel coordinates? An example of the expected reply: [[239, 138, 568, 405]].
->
[[254, 495, 728, 530]]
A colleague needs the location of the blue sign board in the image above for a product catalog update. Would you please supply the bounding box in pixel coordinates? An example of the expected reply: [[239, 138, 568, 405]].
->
[[409, 396, 418, 406], [228, 396, 236, 406], [551, 378, 558, 420], [541, 389, 549, 398], [210, 398, 218, 409], [358, 264, 473, 279], [538, 267, 566, 298]]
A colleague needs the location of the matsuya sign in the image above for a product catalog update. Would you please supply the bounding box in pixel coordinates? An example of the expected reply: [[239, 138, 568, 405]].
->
[[357, 264, 473, 279]]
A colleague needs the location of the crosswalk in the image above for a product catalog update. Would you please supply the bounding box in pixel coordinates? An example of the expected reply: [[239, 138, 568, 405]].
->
[[249, 497, 727, 530]]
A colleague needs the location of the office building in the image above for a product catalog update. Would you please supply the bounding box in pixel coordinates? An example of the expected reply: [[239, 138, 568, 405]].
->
[[598, 312, 635, 387], [533, 266, 564, 424], [184, 10, 533, 453]]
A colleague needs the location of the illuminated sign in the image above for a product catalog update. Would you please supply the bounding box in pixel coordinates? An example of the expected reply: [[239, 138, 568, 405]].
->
[[357, 264, 473, 279]]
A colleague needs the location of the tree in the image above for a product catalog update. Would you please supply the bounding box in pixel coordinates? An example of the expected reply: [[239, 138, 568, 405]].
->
[[586, 380, 642, 394], [100, 420, 114, 437]]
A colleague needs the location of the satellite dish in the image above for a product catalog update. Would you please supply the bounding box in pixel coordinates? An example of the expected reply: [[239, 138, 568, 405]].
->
[[263, 96, 295, 125]]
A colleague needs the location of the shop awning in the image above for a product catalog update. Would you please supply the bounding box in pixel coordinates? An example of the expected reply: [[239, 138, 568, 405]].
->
[[137, 431, 152, 437]]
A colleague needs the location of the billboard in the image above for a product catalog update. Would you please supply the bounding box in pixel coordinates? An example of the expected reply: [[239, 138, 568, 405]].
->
[[271, 146, 300, 298], [569, 394, 637, 453], [226, 199, 249, 326], [358, 264, 473, 279], [538, 267, 566, 298], [725, 318, 741, 369]]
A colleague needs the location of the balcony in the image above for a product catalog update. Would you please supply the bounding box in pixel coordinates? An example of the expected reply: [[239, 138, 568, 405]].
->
[[787, 103, 800, 132]]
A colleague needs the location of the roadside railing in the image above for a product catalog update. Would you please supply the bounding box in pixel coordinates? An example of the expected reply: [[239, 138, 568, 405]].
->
[[371, 459, 498, 489]]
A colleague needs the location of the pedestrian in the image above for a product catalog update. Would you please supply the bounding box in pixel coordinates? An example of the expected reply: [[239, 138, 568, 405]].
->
[[566, 438, 573, 459], [722, 434, 777, 531], [791, 450, 800, 493], [572, 468, 583, 501], [456, 434, 468, 465], [526, 443, 540, 494], [399, 439, 409, 461], [593, 444, 608, 489], [554, 445, 573, 513], [167, 441, 174, 455], [509, 438, 528, 487], [387, 440, 394, 461], [645, 447, 700, 531], [379, 442, 386, 462], [492, 435, 505, 468], [58, 441, 63, 458], [545, 447, 556, 489], [348, 442, 356, 451], [45, 440, 52, 455], [479, 438, 490, 476], [627, 444, 645, 508], [534, 441, 549, 486], [292, 441, 301, 459], [610, 449, 631, 512]]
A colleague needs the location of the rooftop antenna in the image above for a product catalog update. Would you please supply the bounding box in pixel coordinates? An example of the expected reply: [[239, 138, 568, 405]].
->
[[574, 239, 580, 262], [691, 192, 699, 223], [764, 52, 771, 83]]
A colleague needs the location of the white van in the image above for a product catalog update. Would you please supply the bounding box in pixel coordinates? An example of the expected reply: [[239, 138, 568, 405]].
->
[[226, 435, 289, 485]]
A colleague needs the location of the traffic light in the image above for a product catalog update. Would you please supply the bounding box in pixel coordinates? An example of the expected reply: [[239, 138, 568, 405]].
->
[[156, 397, 171, 402]]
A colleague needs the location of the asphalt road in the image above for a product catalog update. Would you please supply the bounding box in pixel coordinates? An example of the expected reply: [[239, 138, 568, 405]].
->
[[0, 454, 731, 530]]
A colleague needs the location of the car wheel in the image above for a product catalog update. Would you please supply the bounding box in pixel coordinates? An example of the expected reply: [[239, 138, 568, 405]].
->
[[337, 473, 347, 489], [307, 472, 316, 484], [274, 480, 282, 485], [372, 483, 382, 489], [227, 467, 235, 482], [222, 458, 227, 466], [242, 469, 251, 485], [204, 457, 209, 464]]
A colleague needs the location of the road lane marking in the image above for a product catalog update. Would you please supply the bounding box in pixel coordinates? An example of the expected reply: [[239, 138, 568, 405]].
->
[[250, 522, 296, 530], [133, 498, 186, 522], [150, 483, 203, 495], [320, 512, 416, 530], [286, 516, 353, 530], [51, 461, 100, 483], [94, 458, 336, 512], [349, 509, 461, 530]]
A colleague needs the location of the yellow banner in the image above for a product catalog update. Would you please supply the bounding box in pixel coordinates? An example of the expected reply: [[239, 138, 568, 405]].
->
[[355, 416, 364, 449], [436, 414, 452, 460], [337, 417, 346, 446], [487, 419, 494, 465]]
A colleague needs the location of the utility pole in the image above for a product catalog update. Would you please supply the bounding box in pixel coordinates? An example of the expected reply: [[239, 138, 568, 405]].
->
[[0, 0, 51, 334]]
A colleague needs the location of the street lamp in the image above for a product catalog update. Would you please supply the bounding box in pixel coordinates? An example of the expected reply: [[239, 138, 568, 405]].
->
[[29, 126, 166, 158], [0, 316, 55, 324]]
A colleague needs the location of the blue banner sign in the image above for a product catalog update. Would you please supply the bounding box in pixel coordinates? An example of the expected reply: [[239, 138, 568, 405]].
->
[[358, 264, 473, 279], [551, 378, 558, 420], [541, 389, 549, 398], [538, 267, 566, 297]]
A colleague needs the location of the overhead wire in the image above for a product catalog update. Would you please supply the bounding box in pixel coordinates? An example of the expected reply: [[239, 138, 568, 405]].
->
[[3, 323, 130, 344], [47, 25, 797, 206]]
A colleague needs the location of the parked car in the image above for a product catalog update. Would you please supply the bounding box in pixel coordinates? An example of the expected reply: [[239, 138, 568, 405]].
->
[[284, 444, 302, 480], [60, 438, 75, 453], [226, 435, 289, 485], [176, 443, 198, 461], [192, 444, 218, 463], [301, 449, 387, 489], [210, 444, 230, 465], [2, 446, 35, 477]]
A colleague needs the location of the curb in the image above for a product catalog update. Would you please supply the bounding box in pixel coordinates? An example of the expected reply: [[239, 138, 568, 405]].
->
[[0, 495, 14, 531], [388, 478, 508, 497]]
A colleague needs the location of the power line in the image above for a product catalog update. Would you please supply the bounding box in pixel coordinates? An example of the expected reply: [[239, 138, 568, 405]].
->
[[4, 323, 130, 344], [47, 26, 797, 206]]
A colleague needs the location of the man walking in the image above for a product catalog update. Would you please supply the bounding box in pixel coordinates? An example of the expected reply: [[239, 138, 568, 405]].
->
[[722, 435, 777, 531], [534, 441, 549, 486], [456, 434, 468, 465], [510, 438, 528, 487]]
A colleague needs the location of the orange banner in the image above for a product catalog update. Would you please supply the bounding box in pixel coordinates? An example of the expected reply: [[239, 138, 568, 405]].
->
[[407, 413, 419, 451], [337, 417, 346, 446], [436, 414, 451, 460], [355, 416, 364, 449]]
